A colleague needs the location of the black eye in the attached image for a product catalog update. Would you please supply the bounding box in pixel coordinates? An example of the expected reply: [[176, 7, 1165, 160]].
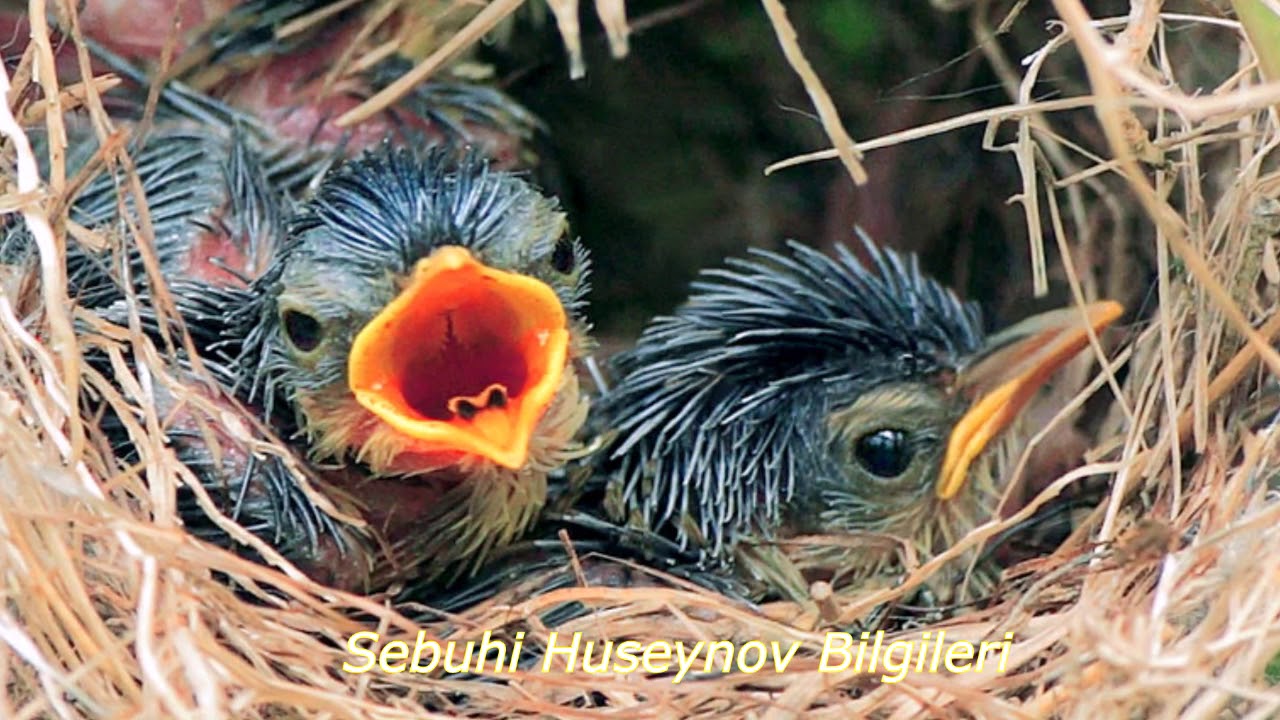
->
[[551, 237, 575, 274], [854, 429, 913, 479], [282, 309, 323, 353]]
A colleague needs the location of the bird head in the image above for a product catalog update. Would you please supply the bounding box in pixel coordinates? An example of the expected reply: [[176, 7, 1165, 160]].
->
[[240, 146, 591, 481], [600, 236, 1119, 597], [816, 294, 1121, 553]]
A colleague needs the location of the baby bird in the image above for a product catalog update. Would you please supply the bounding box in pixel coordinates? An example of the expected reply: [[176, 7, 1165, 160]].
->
[[7, 110, 592, 591], [592, 237, 1120, 603], [224, 145, 593, 583], [0, 0, 586, 589], [41, 0, 544, 163]]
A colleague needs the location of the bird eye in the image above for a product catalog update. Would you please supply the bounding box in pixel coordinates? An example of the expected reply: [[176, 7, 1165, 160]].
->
[[551, 237, 575, 274], [282, 309, 324, 353], [854, 428, 913, 478]]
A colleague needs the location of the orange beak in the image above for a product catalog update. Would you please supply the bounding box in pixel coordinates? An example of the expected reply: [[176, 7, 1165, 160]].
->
[[936, 300, 1123, 500], [347, 246, 569, 469]]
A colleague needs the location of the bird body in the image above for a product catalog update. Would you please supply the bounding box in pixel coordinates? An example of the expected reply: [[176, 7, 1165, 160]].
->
[[2, 122, 369, 585], [2, 0, 543, 164], [5, 100, 592, 592], [70, 128, 292, 288], [592, 236, 1120, 603], [228, 146, 593, 579]]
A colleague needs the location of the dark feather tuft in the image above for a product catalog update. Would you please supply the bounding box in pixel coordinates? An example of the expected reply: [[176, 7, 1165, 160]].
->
[[234, 143, 584, 413], [597, 232, 984, 561]]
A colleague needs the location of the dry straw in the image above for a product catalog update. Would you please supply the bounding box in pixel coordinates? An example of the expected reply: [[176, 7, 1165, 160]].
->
[[3, 0, 1280, 717]]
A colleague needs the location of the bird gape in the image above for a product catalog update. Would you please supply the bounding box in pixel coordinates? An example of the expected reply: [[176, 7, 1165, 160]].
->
[[595, 236, 1121, 605], [346, 246, 572, 471]]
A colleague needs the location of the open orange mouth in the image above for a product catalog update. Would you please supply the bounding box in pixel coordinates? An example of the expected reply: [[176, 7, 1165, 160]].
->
[[347, 246, 569, 469], [937, 300, 1123, 500]]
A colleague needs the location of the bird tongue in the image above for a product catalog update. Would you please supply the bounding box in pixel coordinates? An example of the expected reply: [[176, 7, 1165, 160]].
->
[[347, 246, 569, 469], [936, 300, 1124, 500]]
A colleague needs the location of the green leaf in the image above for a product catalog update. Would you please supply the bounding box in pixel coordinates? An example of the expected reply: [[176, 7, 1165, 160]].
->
[[812, 0, 881, 58], [1232, 0, 1280, 84]]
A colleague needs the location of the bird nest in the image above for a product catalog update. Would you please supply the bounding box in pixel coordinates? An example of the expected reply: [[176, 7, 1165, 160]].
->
[[4, 0, 1280, 718]]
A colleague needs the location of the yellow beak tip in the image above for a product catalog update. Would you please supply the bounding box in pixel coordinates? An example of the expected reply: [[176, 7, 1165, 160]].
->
[[934, 299, 1123, 500]]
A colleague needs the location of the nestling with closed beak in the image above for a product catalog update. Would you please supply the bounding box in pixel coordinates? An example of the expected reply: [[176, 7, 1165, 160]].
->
[[592, 235, 1121, 603]]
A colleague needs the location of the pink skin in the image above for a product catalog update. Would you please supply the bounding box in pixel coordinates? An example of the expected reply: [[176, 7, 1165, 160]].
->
[[76, 0, 225, 59], [0, 1, 218, 72], [215, 22, 444, 152], [184, 227, 258, 287], [215, 27, 524, 164], [3, 1, 523, 286], [1, 2, 523, 162]]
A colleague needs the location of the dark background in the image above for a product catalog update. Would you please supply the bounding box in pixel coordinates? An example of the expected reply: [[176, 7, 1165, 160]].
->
[[485, 0, 1166, 343]]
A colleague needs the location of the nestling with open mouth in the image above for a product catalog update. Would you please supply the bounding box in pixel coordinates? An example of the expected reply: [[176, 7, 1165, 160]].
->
[[227, 146, 594, 583], [5, 113, 593, 591]]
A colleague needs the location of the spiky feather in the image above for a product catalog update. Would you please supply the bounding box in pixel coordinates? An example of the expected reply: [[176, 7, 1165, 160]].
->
[[1, 120, 363, 576], [598, 233, 984, 564], [233, 145, 588, 416], [217, 144, 592, 583]]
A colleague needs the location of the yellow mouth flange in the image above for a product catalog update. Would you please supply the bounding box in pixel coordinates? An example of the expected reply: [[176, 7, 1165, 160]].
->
[[936, 300, 1123, 500], [347, 246, 569, 470]]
